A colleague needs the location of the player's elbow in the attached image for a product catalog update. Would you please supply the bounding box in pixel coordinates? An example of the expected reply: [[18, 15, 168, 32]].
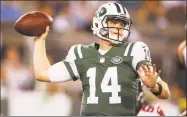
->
[[34, 70, 50, 82], [159, 90, 170, 99], [35, 76, 48, 82], [165, 88, 171, 99]]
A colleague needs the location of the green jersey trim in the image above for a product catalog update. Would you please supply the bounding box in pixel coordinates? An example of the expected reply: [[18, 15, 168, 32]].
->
[[74, 44, 83, 59], [124, 42, 135, 56], [74, 45, 79, 59], [64, 61, 78, 81], [127, 42, 135, 56], [77, 44, 83, 58]]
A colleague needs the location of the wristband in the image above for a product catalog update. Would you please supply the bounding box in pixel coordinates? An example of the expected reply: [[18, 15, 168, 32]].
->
[[151, 83, 162, 96]]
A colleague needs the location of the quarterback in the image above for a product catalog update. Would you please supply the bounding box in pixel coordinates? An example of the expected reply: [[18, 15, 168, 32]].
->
[[33, 2, 170, 116]]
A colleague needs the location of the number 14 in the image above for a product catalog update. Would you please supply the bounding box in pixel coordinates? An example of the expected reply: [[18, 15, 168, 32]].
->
[[87, 66, 121, 104]]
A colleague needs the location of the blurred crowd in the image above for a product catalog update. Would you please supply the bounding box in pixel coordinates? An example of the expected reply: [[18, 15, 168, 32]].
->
[[0, 1, 186, 116]]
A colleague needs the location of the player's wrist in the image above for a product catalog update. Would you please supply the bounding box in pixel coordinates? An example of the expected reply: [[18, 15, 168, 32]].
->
[[149, 83, 157, 91], [149, 83, 162, 96], [34, 38, 46, 44]]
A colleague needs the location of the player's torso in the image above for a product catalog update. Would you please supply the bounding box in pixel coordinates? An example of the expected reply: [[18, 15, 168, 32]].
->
[[75, 43, 140, 116]]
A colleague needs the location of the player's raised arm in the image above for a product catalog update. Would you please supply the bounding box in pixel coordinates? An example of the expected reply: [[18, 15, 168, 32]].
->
[[33, 26, 51, 82], [33, 26, 79, 82], [132, 41, 170, 99]]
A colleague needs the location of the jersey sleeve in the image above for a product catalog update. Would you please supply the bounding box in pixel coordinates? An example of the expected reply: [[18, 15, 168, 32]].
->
[[131, 42, 162, 83], [131, 41, 152, 70], [49, 45, 80, 82]]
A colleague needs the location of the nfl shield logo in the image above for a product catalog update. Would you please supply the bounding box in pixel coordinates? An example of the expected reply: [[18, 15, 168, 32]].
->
[[100, 57, 105, 63]]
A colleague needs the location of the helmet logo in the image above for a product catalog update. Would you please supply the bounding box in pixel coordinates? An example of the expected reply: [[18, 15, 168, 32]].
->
[[99, 7, 107, 17]]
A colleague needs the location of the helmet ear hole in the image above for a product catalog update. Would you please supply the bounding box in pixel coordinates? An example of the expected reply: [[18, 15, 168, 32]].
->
[[95, 23, 98, 28], [129, 31, 131, 36]]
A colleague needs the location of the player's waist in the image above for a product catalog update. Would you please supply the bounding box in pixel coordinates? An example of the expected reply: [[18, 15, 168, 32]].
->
[[80, 104, 136, 116], [80, 111, 136, 116]]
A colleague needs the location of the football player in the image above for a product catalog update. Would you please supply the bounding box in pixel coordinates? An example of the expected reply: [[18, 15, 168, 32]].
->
[[33, 2, 170, 116]]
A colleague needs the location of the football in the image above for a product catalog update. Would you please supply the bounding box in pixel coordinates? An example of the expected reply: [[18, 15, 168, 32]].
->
[[14, 11, 53, 36]]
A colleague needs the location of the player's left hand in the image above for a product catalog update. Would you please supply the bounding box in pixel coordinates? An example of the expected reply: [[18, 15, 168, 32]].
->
[[137, 64, 161, 88]]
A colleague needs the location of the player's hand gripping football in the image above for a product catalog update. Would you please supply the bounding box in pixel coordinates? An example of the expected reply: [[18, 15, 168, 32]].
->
[[34, 26, 49, 41], [137, 64, 161, 88]]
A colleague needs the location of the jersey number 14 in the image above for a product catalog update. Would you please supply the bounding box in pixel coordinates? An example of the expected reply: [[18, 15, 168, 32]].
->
[[87, 66, 121, 104]]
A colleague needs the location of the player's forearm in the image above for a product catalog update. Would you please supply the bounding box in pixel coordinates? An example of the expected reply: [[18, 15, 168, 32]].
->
[[150, 81, 170, 99], [33, 40, 50, 80], [179, 110, 187, 116], [177, 40, 186, 63]]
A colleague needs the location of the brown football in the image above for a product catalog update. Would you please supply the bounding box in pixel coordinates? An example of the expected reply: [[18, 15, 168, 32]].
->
[[14, 11, 53, 36]]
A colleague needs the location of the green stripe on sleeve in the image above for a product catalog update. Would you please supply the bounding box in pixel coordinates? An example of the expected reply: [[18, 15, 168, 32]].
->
[[64, 61, 78, 81], [127, 42, 135, 56], [74, 45, 79, 59]]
